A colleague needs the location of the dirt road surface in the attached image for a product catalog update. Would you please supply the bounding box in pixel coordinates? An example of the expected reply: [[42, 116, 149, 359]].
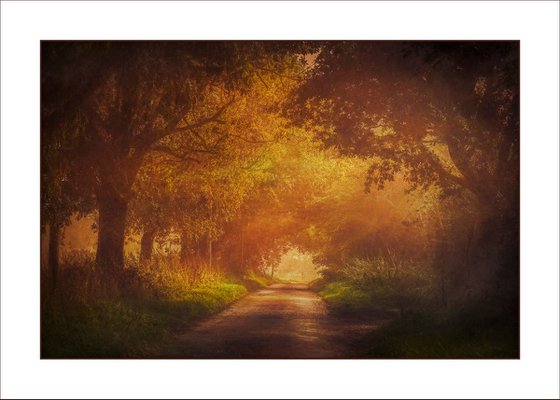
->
[[161, 283, 392, 358]]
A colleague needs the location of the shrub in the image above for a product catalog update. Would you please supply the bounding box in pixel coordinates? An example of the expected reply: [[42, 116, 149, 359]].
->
[[323, 257, 437, 315]]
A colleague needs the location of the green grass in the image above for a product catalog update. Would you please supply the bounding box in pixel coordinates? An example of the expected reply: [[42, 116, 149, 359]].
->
[[242, 273, 274, 291], [357, 307, 519, 358], [41, 281, 248, 358], [150, 282, 248, 321], [317, 281, 397, 316], [41, 300, 169, 358], [319, 282, 374, 313], [315, 279, 518, 358]]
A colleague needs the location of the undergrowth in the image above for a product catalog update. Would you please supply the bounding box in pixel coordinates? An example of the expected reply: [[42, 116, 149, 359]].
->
[[41, 253, 264, 358], [313, 277, 518, 358], [356, 303, 519, 358]]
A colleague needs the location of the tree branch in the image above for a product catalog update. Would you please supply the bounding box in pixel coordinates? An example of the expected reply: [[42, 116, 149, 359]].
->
[[150, 145, 202, 163], [133, 98, 234, 152]]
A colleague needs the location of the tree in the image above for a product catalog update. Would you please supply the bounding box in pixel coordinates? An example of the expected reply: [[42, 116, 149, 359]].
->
[[42, 41, 308, 277], [41, 86, 96, 289], [294, 41, 520, 300], [296, 42, 519, 220]]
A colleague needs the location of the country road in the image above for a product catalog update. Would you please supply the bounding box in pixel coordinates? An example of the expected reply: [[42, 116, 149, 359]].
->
[[161, 283, 393, 359]]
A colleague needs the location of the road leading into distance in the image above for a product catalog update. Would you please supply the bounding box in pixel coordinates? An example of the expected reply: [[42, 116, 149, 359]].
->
[[161, 283, 393, 358]]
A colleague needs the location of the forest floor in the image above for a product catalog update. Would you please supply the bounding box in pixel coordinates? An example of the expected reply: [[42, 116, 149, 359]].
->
[[159, 283, 395, 358]]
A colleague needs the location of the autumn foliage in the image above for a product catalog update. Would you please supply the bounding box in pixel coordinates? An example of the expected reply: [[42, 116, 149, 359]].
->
[[41, 41, 519, 358]]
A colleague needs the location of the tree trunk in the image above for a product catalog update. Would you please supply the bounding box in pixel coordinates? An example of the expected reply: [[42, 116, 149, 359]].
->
[[96, 192, 128, 273], [180, 231, 189, 265], [140, 228, 156, 265], [48, 223, 60, 291]]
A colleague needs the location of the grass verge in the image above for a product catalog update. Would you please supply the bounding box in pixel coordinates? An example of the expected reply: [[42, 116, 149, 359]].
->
[[41, 280, 249, 358], [356, 306, 519, 358], [313, 279, 518, 358], [242, 273, 275, 291], [313, 280, 397, 317]]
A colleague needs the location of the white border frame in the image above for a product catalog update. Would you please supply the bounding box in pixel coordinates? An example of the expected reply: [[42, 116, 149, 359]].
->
[[2, 1, 559, 399]]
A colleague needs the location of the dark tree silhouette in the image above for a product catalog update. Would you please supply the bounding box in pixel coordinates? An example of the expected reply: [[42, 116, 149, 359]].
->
[[297, 42, 519, 218]]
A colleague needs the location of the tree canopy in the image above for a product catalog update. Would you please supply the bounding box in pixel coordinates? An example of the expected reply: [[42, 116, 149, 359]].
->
[[41, 40, 519, 311]]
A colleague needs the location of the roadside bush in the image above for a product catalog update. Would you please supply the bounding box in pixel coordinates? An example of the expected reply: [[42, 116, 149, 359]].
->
[[320, 257, 437, 315]]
